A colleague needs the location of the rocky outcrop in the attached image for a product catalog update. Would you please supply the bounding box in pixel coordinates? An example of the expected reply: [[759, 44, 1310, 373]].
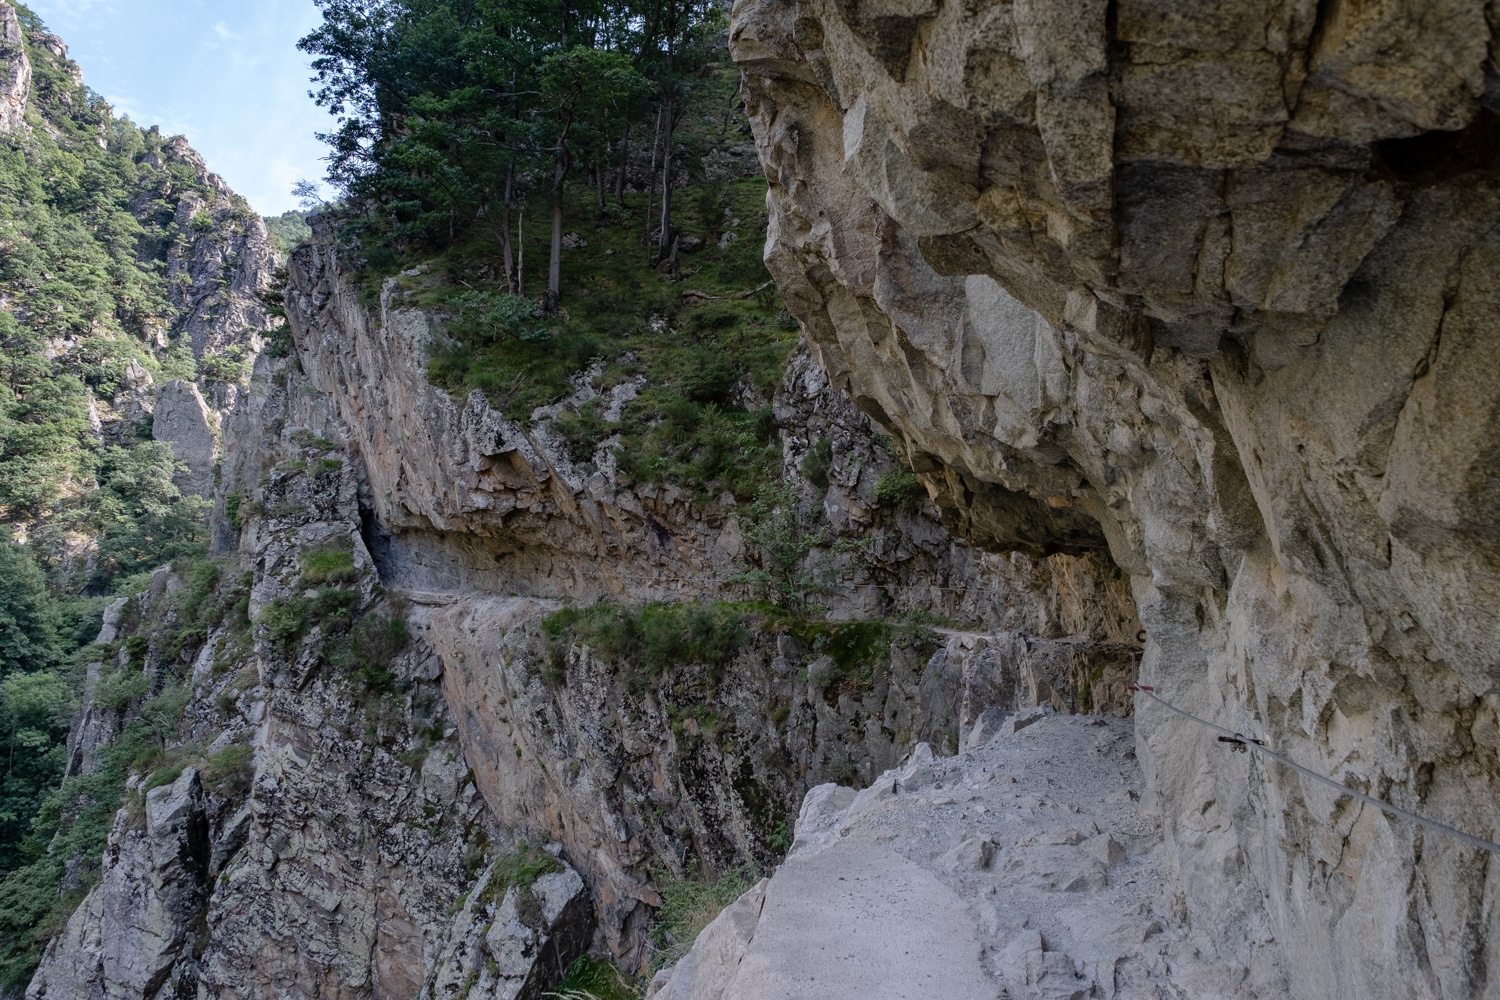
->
[[732, 1, 1500, 996], [30, 770, 211, 1000], [160, 162, 277, 364], [420, 861, 593, 1000], [153, 380, 220, 498], [0, 2, 28, 133], [652, 713, 1273, 999]]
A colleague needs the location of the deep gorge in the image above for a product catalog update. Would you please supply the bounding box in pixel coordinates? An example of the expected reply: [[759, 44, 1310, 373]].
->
[[2, 1, 1498, 998]]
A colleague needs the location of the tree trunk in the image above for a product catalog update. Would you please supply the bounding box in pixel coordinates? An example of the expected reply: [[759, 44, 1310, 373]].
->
[[596, 156, 605, 211], [614, 121, 631, 203], [547, 147, 566, 313], [657, 99, 676, 260], [645, 104, 663, 264], [501, 163, 517, 294], [516, 203, 525, 298]]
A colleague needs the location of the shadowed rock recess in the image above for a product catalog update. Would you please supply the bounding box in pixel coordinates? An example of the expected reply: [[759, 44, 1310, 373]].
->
[[731, 0, 1500, 997]]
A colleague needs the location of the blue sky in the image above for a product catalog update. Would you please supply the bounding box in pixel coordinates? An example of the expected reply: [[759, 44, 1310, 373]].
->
[[27, 0, 334, 215]]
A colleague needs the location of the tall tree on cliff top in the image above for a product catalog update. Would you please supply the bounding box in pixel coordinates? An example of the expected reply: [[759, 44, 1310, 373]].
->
[[300, 0, 714, 296], [537, 46, 645, 309]]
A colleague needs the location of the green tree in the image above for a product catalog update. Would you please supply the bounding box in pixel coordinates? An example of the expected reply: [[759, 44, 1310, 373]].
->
[[538, 45, 647, 309], [0, 536, 58, 678], [0, 670, 70, 872], [90, 444, 209, 584]]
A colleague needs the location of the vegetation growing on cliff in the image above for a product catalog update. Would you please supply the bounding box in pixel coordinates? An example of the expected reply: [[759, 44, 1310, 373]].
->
[[648, 866, 756, 971], [0, 551, 254, 990], [302, 0, 795, 501]]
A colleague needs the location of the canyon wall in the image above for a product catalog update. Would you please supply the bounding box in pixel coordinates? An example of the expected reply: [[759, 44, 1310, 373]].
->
[[28, 219, 1141, 994], [731, 1, 1500, 997], [268, 235, 1144, 965]]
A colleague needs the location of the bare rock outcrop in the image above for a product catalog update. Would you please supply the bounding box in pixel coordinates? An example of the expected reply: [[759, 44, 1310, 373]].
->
[[732, 1, 1500, 996], [152, 380, 220, 499], [0, 2, 29, 133], [652, 714, 1272, 1000], [30, 769, 211, 1000]]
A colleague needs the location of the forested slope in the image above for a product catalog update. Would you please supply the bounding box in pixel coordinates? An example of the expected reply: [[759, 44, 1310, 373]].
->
[[0, 3, 276, 986]]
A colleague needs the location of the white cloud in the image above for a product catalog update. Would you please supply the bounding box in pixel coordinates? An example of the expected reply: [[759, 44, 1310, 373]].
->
[[26, 0, 336, 214]]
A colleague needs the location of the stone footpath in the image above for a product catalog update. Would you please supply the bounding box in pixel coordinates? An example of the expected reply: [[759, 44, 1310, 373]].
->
[[652, 711, 1289, 1000]]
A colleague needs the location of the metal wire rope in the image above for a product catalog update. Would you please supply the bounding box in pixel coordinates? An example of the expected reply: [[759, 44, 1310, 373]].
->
[[1130, 684, 1500, 856]]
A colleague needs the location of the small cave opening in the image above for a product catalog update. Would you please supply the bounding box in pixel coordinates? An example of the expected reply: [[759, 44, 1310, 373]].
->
[[1375, 107, 1500, 187]]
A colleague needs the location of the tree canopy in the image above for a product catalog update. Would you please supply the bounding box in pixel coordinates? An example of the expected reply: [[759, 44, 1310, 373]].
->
[[300, 0, 724, 302]]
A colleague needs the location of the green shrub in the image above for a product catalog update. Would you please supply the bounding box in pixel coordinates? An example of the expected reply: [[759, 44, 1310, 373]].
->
[[330, 615, 410, 692], [553, 957, 642, 1000], [799, 437, 833, 491], [554, 399, 612, 463], [203, 743, 254, 800], [736, 483, 827, 609], [648, 868, 757, 971], [142, 763, 184, 793], [93, 667, 150, 709], [874, 469, 925, 512], [543, 602, 747, 688], [475, 842, 563, 909], [300, 542, 357, 585], [259, 600, 310, 655]]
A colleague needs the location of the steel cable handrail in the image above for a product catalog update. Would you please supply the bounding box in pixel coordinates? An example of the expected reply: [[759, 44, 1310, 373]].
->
[[1130, 684, 1500, 856]]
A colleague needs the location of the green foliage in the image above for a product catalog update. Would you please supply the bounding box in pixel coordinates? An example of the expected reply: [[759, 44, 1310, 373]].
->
[[776, 616, 941, 701], [88, 443, 210, 586], [258, 588, 360, 657], [202, 743, 254, 800], [552, 957, 643, 1000], [92, 664, 150, 709], [263, 209, 312, 258], [799, 438, 833, 491], [553, 399, 611, 463], [0, 669, 70, 871], [330, 615, 411, 693], [0, 22, 220, 541], [543, 602, 747, 688], [224, 491, 244, 529], [0, 535, 59, 677], [300, 0, 789, 498], [648, 867, 757, 971], [477, 842, 564, 908], [736, 483, 827, 609], [875, 469, 925, 512], [300, 542, 357, 585], [197, 346, 252, 386]]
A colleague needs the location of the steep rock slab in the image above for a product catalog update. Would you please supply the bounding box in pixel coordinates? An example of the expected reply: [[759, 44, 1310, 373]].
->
[[732, 1, 1500, 996], [29, 769, 211, 1000], [722, 843, 994, 1000], [152, 379, 220, 499], [0, 2, 28, 133]]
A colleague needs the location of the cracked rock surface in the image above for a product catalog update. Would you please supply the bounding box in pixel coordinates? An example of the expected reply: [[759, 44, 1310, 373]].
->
[[732, 1, 1500, 995], [652, 713, 1266, 1000]]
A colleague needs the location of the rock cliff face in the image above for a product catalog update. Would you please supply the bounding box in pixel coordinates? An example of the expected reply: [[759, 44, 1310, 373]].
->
[[732, 1, 1500, 996], [263, 233, 1143, 965], [29, 212, 1140, 994], [0, 2, 28, 133]]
